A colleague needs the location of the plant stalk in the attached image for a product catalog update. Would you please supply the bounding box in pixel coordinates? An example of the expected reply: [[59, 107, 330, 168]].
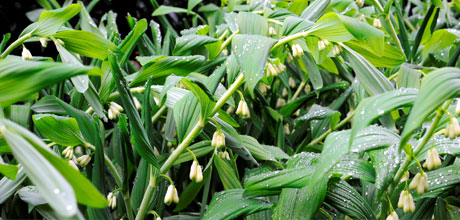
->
[[0, 32, 32, 59], [135, 164, 156, 220], [389, 99, 452, 194]]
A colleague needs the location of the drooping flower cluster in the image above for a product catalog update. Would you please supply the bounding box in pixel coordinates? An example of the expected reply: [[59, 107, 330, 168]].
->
[[211, 130, 225, 148], [423, 148, 441, 170], [409, 172, 429, 194], [236, 100, 250, 119], [318, 39, 330, 51], [398, 190, 415, 213], [164, 184, 179, 205], [107, 192, 117, 209], [385, 211, 399, 220], [291, 43, 303, 57], [108, 102, 124, 120], [189, 160, 203, 183]]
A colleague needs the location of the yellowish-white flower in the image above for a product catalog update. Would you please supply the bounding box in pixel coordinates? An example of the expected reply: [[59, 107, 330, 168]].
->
[[318, 39, 330, 51], [108, 102, 124, 120], [332, 45, 342, 56], [211, 130, 226, 148], [164, 184, 179, 205], [62, 146, 74, 160], [284, 123, 290, 135], [398, 190, 415, 213], [282, 88, 288, 97], [77, 155, 91, 167], [386, 211, 399, 220], [276, 98, 286, 108], [356, 0, 364, 7], [40, 38, 48, 48], [409, 172, 428, 194], [292, 43, 303, 57], [189, 160, 203, 183], [266, 63, 278, 77], [22, 46, 32, 60], [289, 77, 296, 88], [222, 49, 228, 56], [236, 100, 250, 119], [423, 148, 442, 170], [287, 52, 294, 63], [133, 97, 142, 110], [107, 192, 117, 209], [446, 117, 460, 138], [400, 171, 410, 182], [259, 83, 268, 95], [373, 18, 382, 29], [269, 27, 277, 35]]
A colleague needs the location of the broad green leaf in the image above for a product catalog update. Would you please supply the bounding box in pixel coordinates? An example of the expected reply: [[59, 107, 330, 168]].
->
[[331, 156, 376, 183], [213, 155, 242, 190], [173, 92, 200, 143], [79, 2, 104, 37], [24, 4, 81, 37], [397, 64, 422, 89], [188, 0, 202, 11], [202, 189, 272, 220], [422, 29, 458, 60], [337, 14, 384, 54], [419, 164, 460, 199], [300, 0, 330, 21], [237, 12, 268, 36], [281, 16, 314, 36], [350, 88, 418, 147], [53, 30, 118, 60], [0, 163, 19, 180], [302, 51, 323, 90], [245, 167, 314, 191], [0, 119, 107, 208], [173, 34, 218, 55], [0, 125, 77, 217], [345, 40, 405, 68], [0, 58, 101, 107], [288, 0, 309, 16], [109, 54, 159, 169], [231, 34, 276, 97], [152, 6, 195, 16], [241, 135, 289, 161], [10, 104, 31, 128], [130, 55, 206, 86], [32, 114, 85, 146], [181, 78, 215, 120], [296, 104, 340, 129], [401, 68, 460, 147], [341, 45, 394, 96], [118, 19, 148, 66], [325, 178, 377, 219], [17, 186, 47, 207], [369, 144, 400, 195], [309, 12, 354, 42]]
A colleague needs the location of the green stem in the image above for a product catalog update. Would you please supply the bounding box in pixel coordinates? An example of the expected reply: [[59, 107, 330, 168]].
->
[[289, 81, 306, 102], [123, 191, 134, 220], [0, 32, 32, 59], [389, 99, 452, 194], [216, 30, 239, 56], [135, 74, 245, 220], [135, 164, 156, 220], [271, 31, 310, 51], [151, 105, 167, 123]]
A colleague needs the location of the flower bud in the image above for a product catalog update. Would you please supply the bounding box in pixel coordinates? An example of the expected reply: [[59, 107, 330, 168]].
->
[[108, 102, 124, 120], [224, 151, 230, 160], [269, 27, 277, 36], [259, 83, 268, 95], [212, 130, 225, 148], [195, 162, 203, 182], [373, 18, 382, 29], [423, 148, 441, 170], [173, 186, 179, 204], [318, 40, 326, 51], [287, 53, 294, 63], [267, 63, 277, 77], [284, 123, 290, 135], [277, 63, 286, 73], [356, 0, 364, 7], [133, 97, 142, 110], [222, 49, 228, 56], [107, 192, 117, 209], [236, 100, 250, 119], [282, 88, 288, 97], [62, 146, 74, 160], [397, 190, 405, 209], [110, 102, 124, 112], [447, 117, 460, 138], [156, 217, 162, 220], [164, 185, 175, 205], [332, 45, 342, 56], [409, 173, 421, 190], [410, 172, 429, 194], [386, 211, 399, 220], [108, 108, 114, 120], [77, 155, 91, 167], [190, 160, 203, 183], [400, 171, 410, 182], [289, 77, 296, 88], [40, 38, 48, 48], [22, 46, 32, 60], [292, 44, 303, 57], [276, 98, 286, 108], [189, 160, 197, 181]]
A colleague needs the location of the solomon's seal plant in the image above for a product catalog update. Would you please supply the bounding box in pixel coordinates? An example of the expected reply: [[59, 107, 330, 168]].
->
[[2, 0, 460, 219]]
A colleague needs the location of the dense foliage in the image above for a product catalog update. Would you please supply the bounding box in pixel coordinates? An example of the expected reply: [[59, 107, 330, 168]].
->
[[2, 0, 460, 219]]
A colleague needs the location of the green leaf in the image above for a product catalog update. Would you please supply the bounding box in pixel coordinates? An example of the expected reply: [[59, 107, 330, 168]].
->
[[331, 156, 376, 183], [109, 54, 159, 169], [281, 16, 314, 36], [0, 119, 107, 208], [53, 30, 118, 60], [32, 114, 85, 146], [401, 68, 460, 147], [422, 29, 458, 60], [0, 163, 19, 180], [309, 12, 354, 42], [231, 34, 276, 97], [296, 104, 340, 129], [188, 0, 202, 11], [341, 45, 394, 96], [28, 4, 81, 37], [173, 34, 218, 55], [0, 57, 101, 107], [202, 189, 272, 220], [397, 64, 422, 89], [302, 51, 323, 90], [369, 144, 400, 194], [337, 14, 384, 54], [345, 40, 405, 68], [152, 6, 195, 16], [300, 0, 330, 21], [181, 78, 215, 120], [325, 178, 377, 219], [237, 12, 269, 36], [213, 155, 242, 190], [130, 55, 206, 86], [350, 88, 418, 147], [245, 167, 314, 191], [0, 123, 77, 217]]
